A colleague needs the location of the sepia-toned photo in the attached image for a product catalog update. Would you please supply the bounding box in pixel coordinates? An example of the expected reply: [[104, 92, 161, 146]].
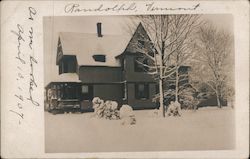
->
[[43, 15, 235, 153]]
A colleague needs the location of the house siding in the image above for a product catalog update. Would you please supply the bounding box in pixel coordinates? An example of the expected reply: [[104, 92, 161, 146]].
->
[[123, 55, 155, 82], [79, 66, 122, 83], [127, 83, 157, 109], [80, 83, 123, 110], [94, 84, 123, 105]]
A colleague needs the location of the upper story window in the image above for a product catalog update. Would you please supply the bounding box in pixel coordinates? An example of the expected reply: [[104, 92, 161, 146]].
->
[[135, 83, 149, 100], [92, 54, 106, 62], [59, 56, 77, 74], [59, 61, 69, 74], [134, 57, 149, 72], [138, 40, 145, 49]]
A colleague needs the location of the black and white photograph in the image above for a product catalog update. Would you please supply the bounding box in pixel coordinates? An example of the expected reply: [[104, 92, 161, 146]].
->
[[44, 15, 235, 153], [1, 1, 249, 158]]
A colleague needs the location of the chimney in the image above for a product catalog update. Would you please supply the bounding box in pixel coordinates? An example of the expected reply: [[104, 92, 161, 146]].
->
[[97, 22, 103, 37]]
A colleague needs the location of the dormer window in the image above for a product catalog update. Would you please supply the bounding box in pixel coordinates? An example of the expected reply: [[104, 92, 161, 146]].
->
[[92, 54, 106, 62], [138, 40, 145, 49], [59, 55, 77, 74]]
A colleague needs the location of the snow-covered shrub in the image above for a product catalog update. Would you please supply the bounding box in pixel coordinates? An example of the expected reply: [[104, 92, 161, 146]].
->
[[92, 97, 120, 120], [178, 86, 199, 110], [120, 104, 136, 125], [166, 101, 181, 117], [179, 93, 199, 110], [92, 97, 105, 118], [103, 100, 120, 120]]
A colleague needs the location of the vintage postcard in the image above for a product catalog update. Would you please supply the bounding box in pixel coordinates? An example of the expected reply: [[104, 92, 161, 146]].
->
[[1, 0, 249, 158]]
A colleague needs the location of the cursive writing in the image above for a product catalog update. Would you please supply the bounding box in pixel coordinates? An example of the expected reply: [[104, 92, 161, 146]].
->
[[28, 27, 33, 49], [64, 2, 201, 14], [146, 2, 200, 11], [11, 24, 26, 64], [64, 3, 137, 13], [28, 7, 37, 20], [10, 24, 26, 124], [9, 6, 39, 124], [27, 55, 39, 106], [26, 7, 39, 106]]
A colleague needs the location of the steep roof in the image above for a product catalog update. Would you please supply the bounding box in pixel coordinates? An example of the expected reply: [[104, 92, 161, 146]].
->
[[59, 32, 131, 67]]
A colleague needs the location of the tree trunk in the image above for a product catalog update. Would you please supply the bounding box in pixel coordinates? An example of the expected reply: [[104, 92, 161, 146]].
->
[[175, 67, 179, 102], [159, 40, 165, 117], [159, 78, 165, 117], [216, 91, 221, 108]]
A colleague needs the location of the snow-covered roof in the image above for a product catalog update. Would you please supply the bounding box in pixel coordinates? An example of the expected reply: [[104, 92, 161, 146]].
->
[[52, 73, 81, 83], [45, 73, 81, 88], [59, 32, 131, 67]]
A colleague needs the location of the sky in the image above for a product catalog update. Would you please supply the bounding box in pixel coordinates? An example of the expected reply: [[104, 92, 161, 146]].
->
[[43, 14, 234, 85]]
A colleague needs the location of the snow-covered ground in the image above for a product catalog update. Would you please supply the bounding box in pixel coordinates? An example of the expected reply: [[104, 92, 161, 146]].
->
[[45, 107, 235, 153]]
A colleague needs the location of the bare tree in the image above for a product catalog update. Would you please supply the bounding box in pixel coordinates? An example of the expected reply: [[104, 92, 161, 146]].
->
[[136, 15, 201, 117], [191, 23, 234, 108], [168, 15, 200, 102]]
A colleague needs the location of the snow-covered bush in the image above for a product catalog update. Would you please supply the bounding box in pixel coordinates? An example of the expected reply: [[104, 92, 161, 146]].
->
[[103, 100, 120, 120], [179, 93, 199, 110], [120, 104, 136, 125], [166, 101, 181, 117], [92, 97, 105, 118], [92, 97, 120, 120]]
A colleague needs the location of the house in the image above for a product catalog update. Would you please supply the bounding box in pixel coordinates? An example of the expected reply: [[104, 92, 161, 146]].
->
[[45, 21, 189, 112]]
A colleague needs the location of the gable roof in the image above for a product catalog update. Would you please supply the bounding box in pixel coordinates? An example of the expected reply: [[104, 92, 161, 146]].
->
[[115, 23, 159, 59], [59, 32, 131, 67]]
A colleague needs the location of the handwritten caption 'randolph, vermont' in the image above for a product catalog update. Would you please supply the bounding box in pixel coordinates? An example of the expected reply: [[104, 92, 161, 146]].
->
[[64, 2, 200, 13]]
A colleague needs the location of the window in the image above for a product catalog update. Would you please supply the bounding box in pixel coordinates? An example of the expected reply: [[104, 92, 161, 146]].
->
[[82, 85, 89, 93], [81, 85, 94, 100], [135, 83, 149, 100], [67, 85, 77, 99], [134, 57, 149, 72], [59, 56, 77, 74], [60, 84, 78, 99], [59, 61, 69, 74], [63, 62, 68, 72], [92, 54, 106, 62], [138, 40, 145, 49]]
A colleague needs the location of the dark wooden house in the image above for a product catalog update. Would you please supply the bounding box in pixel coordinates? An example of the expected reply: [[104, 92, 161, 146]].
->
[[45, 22, 189, 112]]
